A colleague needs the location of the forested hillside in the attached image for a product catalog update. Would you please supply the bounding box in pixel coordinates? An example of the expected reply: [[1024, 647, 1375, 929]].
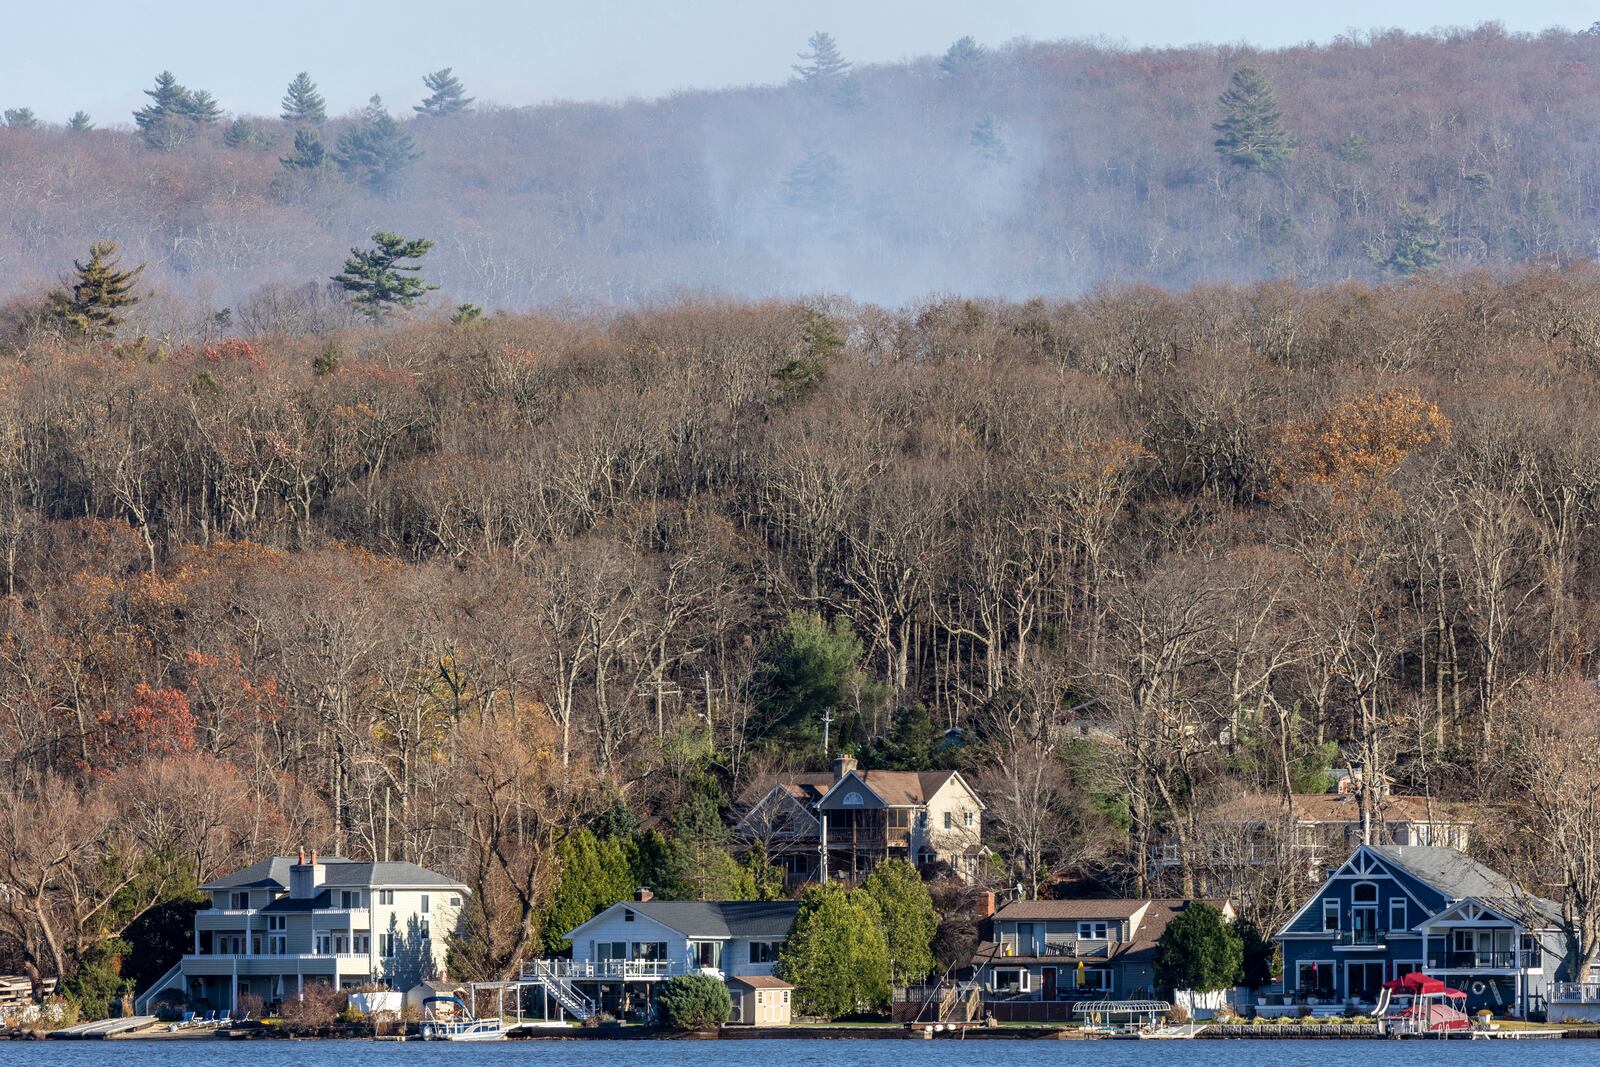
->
[[7, 267, 1600, 998], [6, 24, 1600, 312]]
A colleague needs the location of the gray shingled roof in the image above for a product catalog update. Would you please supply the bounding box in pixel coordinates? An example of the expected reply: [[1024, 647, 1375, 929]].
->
[[1368, 845, 1524, 900], [200, 856, 466, 892], [598, 901, 799, 938]]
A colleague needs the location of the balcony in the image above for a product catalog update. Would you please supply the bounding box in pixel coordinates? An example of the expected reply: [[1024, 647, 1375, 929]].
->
[[520, 959, 694, 981], [1331, 929, 1386, 950], [1026, 940, 1117, 959], [1434, 949, 1522, 970]]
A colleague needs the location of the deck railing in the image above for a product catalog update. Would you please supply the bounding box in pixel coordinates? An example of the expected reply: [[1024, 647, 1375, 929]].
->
[[518, 958, 693, 980], [1552, 981, 1600, 1003]]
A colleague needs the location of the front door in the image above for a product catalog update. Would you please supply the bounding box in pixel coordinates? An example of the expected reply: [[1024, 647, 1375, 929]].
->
[[1043, 967, 1058, 1000], [1347, 962, 1383, 1003]]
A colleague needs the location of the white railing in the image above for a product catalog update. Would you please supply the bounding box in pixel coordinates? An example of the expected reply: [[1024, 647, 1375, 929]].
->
[[1552, 981, 1600, 1003], [520, 958, 692, 980]]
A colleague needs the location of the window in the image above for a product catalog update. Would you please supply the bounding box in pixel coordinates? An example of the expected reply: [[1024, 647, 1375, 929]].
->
[[963, 810, 975, 829], [1077, 921, 1109, 941], [230, 891, 250, 910], [420, 894, 431, 914], [1297, 962, 1335, 997], [1352, 882, 1377, 904], [750, 941, 781, 964], [1389, 899, 1407, 931], [419, 917, 431, 941], [624, 909, 636, 922], [1393, 962, 1420, 981], [380, 932, 396, 958], [843, 791, 864, 806], [340, 890, 362, 910], [596, 941, 627, 962], [1075, 967, 1112, 992], [992, 968, 1030, 994], [1322, 899, 1340, 931], [377, 890, 394, 906], [449, 895, 461, 908], [631, 941, 667, 961], [354, 934, 369, 954], [689, 941, 723, 969], [943, 811, 954, 830], [268, 915, 286, 931], [315, 933, 331, 955]]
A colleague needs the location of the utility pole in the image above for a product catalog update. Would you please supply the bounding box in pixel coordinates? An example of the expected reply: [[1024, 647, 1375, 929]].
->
[[821, 707, 833, 760]]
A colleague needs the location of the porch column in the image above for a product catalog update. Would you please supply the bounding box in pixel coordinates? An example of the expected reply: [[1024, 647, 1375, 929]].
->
[[194, 926, 200, 955], [819, 813, 829, 884]]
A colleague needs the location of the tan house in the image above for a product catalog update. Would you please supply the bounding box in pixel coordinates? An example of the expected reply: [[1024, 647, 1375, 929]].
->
[[727, 975, 793, 1025], [1159, 780, 1472, 883], [735, 754, 985, 884]]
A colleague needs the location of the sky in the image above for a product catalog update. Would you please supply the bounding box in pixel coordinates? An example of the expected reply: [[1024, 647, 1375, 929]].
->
[[4, 0, 1597, 125]]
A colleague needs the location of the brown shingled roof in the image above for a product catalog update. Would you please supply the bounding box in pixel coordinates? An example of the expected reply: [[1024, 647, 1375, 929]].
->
[[739, 769, 961, 808], [728, 975, 793, 989], [1204, 792, 1472, 825], [992, 898, 1149, 921]]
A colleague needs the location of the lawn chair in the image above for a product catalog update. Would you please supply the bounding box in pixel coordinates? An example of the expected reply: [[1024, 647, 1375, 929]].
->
[[217, 1010, 231, 1026], [200, 1010, 216, 1026]]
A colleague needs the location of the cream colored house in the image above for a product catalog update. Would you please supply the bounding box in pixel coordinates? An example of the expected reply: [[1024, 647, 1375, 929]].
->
[[135, 851, 467, 1014], [736, 754, 985, 884]]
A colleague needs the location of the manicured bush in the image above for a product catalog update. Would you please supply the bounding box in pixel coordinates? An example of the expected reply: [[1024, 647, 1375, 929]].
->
[[654, 974, 732, 1031]]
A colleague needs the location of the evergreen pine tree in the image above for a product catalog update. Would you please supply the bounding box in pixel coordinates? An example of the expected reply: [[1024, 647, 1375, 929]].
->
[[281, 72, 327, 124], [3, 108, 38, 129], [1213, 67, 1295, 173], [1153, 902, 1243, 994], [415, 68, 473, 116], [280, 127, 327, 171], [970, 114, 1011, 164], [46, 241, 146, 339], [939, 36, 988, 79], [134, 71, 195, 149], [331, 231, 438, 318], [222, 117, 273, 150], [793, 31, 850, 85], [1384, 209, 1443, 276], [66, 111, 93, 132], [333, 96, 421, 193], [181, 89, 222, 124], [781, 150, 848, 220]]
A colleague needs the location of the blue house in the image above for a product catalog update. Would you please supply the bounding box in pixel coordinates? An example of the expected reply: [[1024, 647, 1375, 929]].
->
[[1275, 845, 1565, 1018]]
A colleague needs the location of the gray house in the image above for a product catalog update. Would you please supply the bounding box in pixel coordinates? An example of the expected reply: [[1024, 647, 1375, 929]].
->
[[135, 851, 467, 1014]]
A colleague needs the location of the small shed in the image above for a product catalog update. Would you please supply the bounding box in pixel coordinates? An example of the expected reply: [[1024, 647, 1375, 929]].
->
[[727, 976, 793, 1026]]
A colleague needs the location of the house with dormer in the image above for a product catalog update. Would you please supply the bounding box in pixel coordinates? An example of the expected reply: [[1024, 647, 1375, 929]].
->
[[135, 850, 468, 1015], [1274, 844, 1565, 1018], [734, 754, 985, 884], [969, 896, 1234, 1018]]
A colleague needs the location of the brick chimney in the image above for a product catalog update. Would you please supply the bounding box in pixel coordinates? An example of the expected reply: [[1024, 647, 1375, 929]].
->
[[833, 753, 858, 781], [290, 847, 326, 899], [636, 887, 654, 902], [979, 890, 996, 919]]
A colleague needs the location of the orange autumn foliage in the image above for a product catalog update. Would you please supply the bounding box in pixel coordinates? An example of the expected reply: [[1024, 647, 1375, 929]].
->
[[1273, 387, 1451, 503]]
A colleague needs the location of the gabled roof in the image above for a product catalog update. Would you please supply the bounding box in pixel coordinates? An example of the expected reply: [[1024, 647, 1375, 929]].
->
[[1203, 792, 1472, 826], [820, 769, 970, 808], [571, 900, 799, 941], [1368, 846, 1521, 900], [993, 899, 1149, 922], [200, 856, 467, 892], [729, 975, 793, 989], [738, 768, 980, 811]]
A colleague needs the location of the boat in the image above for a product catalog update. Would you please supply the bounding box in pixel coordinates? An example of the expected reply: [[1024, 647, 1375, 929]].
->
[[418, 995, 507, 1042], [1137, 1024, 1206, 1039]]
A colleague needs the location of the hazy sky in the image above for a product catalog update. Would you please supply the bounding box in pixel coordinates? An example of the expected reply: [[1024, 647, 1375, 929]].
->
[[5, 0, 1596, 124]]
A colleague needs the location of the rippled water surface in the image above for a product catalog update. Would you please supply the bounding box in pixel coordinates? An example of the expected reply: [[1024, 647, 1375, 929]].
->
[[0, 1038, 1595, 1067]]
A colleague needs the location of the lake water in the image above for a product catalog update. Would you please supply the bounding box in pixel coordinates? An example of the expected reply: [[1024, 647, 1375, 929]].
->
[[0, 1039, 1593, 1067]]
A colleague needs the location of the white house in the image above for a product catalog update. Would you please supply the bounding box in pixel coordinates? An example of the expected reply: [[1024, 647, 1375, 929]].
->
[[135, 850, 468, 1014], [518, 892, 800, 1021], [736, 754, 986, 884]]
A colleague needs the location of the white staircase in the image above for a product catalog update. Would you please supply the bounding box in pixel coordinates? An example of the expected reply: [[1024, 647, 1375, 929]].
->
[[523, 960, 595, 1021], [134, 962, 184, 1015]]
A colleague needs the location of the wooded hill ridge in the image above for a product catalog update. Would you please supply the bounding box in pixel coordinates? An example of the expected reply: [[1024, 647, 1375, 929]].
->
[[4, 24, 1600, 311], [7, 267, 1600, 1004]]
